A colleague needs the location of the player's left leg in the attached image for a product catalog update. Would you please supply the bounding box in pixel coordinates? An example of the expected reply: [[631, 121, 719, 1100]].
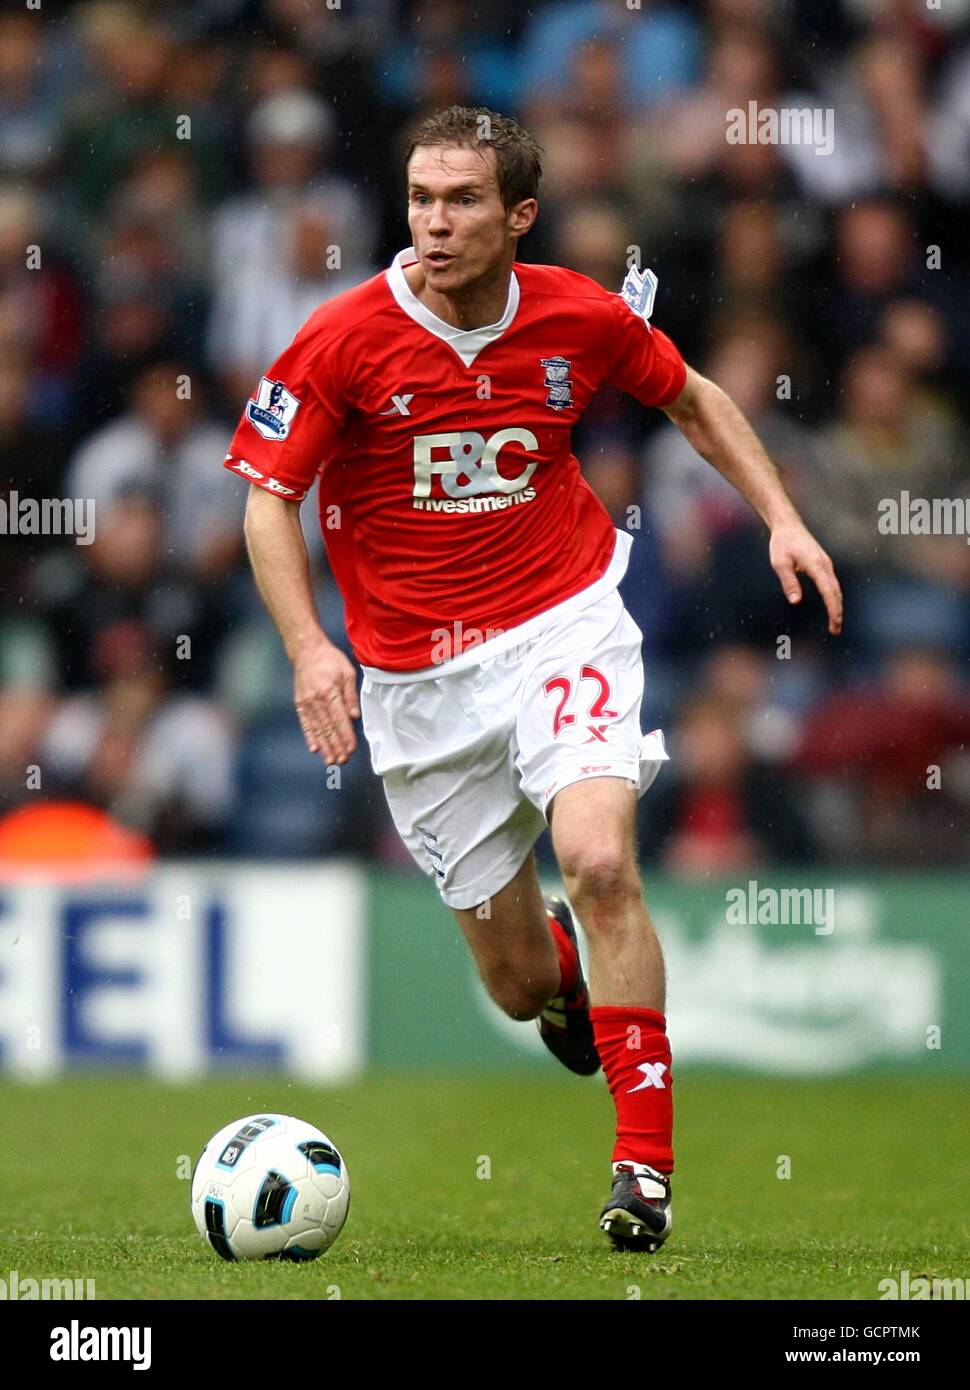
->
[[548, 776, 674, 1252], [512, 588, 674, 1248], [549, 776, 664, 1008]]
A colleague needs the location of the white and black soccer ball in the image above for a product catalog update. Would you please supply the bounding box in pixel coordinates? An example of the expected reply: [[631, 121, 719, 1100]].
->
[[191, 1114, 350, 1261]]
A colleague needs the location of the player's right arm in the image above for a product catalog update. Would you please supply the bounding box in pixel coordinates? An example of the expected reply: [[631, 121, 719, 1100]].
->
[[223, 314, 358, 765], [243, 488, 359, 767]]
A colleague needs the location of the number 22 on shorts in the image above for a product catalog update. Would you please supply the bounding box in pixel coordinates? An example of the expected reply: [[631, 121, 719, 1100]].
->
[[543, 666, 618, 742]]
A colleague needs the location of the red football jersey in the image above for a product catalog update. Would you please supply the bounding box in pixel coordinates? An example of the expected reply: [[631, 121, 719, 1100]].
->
[[224, 249, 687, 671]]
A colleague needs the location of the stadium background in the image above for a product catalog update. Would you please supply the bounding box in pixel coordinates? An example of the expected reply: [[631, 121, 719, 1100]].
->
[[0, 0, 968, 1301]]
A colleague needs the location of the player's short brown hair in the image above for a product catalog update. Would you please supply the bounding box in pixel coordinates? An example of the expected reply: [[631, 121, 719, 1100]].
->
[[404, 106, 543, 210]]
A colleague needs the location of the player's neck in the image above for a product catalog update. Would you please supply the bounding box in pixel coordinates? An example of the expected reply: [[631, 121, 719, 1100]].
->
[[404, 259, 513, 331]]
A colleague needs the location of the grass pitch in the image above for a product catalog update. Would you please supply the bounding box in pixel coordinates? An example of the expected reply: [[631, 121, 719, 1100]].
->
[[2, 1073, 967, 1300]]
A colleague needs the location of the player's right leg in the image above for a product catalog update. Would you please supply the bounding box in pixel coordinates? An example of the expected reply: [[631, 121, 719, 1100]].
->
[[449, 851, 556, 1019], [450, 854, 601, 1076], [359, 664, 599, 1073]]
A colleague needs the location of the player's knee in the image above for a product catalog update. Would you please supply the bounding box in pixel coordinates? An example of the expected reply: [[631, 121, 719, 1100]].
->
[[558, 840, 639, 917], [491, 989, 544, 1023], [486, 977, 546, 1021]]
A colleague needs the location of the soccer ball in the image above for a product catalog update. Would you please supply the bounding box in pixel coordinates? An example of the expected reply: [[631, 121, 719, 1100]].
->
[[191, 1113, 350, 1261]]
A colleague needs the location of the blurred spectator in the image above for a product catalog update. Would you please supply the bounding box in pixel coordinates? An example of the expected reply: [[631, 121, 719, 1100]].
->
[[878, 299, 948, 382], [823, 200, 970, 372], [0, 186, 84, 423], [518, 1, 701, 112], [701, 642, 824, 763], [206, 90, 376, 400], [0, 686, 58, 818], [782, 33, 929, 203], [66, 361, 247, 584], [0, 357, 68, 514], [927, 40, 970, 201], [0, 13, 62, 178], [555, 202, 633, 290], [808, 345, 969, 653], [62, 6, 222, 218], [638, 694, 817, 873], [73, 273, 184, 434], [654, 24, 782, 187], [795, 648, 970, 864], [40, 615, 234, 853], [643, 316, 826, 646], [36, 494, 209, 691], [380, 0, 520, 112]]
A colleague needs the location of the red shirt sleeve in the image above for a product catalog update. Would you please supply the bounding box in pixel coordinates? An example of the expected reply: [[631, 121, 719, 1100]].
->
[[223, 321, 349, 502], [603, 293, 687, 408]]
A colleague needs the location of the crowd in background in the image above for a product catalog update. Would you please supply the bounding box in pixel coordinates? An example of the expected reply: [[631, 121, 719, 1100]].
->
[[1, 0, 969, 874]]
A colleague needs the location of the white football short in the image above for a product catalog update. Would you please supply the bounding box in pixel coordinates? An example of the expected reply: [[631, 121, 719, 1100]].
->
[[359, 589, 668, 910]]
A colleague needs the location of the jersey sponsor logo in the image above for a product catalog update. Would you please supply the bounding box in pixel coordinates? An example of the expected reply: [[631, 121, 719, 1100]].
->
[[411, 429, 539, 513], [246, 377, 301, 441], [619, 264, 658, 325], [225, 455, 300, 497], [380, 393, 415, 416], [539, 356, 573, 411], [414, 489, 536, 515]]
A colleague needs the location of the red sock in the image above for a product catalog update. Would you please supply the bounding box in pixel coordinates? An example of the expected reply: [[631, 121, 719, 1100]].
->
[[547, 912, 579, 996], [590, 1005, 674, 1174]]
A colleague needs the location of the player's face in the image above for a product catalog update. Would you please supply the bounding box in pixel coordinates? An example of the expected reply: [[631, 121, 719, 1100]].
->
[[407, 145, 533, 293]]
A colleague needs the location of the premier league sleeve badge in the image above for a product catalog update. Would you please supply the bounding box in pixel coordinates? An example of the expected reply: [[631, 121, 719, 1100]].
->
[[246, 377, 302, 441]]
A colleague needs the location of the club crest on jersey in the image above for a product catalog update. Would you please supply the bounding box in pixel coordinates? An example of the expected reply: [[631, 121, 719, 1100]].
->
[[619, 264, 658, 325], [540, 356, 573, 411], [247, 377, 301, 441]]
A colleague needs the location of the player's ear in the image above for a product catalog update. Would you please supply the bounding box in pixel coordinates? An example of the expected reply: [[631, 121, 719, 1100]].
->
[[509, 198, 537, 238]]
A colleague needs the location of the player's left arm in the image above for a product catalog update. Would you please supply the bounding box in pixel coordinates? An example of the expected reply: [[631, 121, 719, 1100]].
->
[[662, 364, 843, 635]]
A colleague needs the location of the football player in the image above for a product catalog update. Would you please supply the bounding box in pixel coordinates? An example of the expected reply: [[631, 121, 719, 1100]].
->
[[226, 106, 842, 1251]]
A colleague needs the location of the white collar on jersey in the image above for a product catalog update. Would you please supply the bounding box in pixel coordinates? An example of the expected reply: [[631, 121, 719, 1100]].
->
[[386, 247, 520, 368]]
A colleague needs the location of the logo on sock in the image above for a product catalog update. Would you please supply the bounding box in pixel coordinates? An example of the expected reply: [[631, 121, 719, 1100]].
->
[[627, 1061, 668, 1092]]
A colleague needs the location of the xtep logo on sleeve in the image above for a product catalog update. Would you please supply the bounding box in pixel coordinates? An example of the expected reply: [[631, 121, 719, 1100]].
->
[[380, 394, 415, 416], [224, 456, 301, 497]]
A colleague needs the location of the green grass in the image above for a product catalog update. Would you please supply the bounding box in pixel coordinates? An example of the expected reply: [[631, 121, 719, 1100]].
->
[[2, 1073, 968, 1300]]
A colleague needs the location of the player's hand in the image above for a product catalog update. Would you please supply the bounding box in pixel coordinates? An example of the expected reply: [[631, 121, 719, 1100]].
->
[[769, 520, 843, 635], [293, 636, 361, 766]]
